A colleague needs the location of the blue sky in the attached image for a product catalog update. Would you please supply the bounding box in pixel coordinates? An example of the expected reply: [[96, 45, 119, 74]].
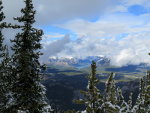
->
[[44, 2, 148, 33], [128, 5, 149, 15], [3, 0, 150, 66], [38, 0, 150, 41]]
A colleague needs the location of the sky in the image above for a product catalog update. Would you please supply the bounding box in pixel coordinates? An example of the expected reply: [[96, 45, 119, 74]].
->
[[2, 0, 150, 66]]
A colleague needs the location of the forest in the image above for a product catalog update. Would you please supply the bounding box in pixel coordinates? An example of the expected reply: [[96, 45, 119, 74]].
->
[[0, 0, 149, 113]]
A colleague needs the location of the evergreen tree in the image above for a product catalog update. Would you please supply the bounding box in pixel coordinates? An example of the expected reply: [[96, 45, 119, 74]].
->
[[133, 71, 150, 113], [117, 88, 124, 106], [144, 71, 150, 112], [105, 73, 118, 104], [117, 88, 129, 113], [74, 61, 150, 113], [119, 100, 131, 113], [127, 93, 133, 113], [132, 78, 145, 113], [103, 72, 119, 113], [0, 1, 13, 112], [10, 0, 49, 112], [75, 61, 103, 113]]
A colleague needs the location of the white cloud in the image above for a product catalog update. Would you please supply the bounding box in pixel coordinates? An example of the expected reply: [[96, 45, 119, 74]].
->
[[40, 34, 71, 63], [58, 13, 150, 38], [51, 15, 150, 66], [54, 33, 150, 66], [111, 34, 150, 66], [122, 0, 150, 6], [43, 33, 65, 40], [2, 0, 150, 66], [2, 0, 125, 25]]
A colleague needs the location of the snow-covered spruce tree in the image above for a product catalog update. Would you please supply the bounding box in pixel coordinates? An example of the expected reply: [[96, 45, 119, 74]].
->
[[117, 88, 131, 113], [75, 61, 103, 113], [102, 72, 119, 113], [0, 1, 13, 112], [127, 93, 133, 113], [132, 71, 150, 113], [0, 47, 13, 113], [132, 78, 145, 113], [144, 71, 150, 112], [10, 0, 49, 112], [117, 88, 124, 106]]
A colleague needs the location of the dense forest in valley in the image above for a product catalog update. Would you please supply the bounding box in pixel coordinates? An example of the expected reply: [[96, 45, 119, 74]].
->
[[0, 0, 149, 113]]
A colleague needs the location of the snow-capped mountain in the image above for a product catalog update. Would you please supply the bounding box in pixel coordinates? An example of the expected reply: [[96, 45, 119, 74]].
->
[[48, 56, 110, 68]]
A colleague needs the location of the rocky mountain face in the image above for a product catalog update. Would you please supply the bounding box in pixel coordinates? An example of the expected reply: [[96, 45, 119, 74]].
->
[[48, 56, 110, 68]]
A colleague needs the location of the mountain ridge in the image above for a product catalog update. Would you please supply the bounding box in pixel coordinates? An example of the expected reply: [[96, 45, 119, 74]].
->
[[48, 56, 110, 68]]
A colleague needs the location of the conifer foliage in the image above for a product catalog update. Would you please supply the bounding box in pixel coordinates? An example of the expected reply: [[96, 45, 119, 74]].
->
[[103, 73, 119, 113], [75, 61, 150, 113], [0, 1, 13, 112], [75, 61, 103, 113], [10, 0, 48, 112], [133, 78, 145, 112], [144, 71, 150, 112]]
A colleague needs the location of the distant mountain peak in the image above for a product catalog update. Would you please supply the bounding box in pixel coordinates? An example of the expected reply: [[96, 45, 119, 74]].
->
[[48, 56, 110, 68]]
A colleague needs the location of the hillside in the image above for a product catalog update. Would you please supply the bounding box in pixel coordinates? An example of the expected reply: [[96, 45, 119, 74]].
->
[[42, 60, 148, 111]]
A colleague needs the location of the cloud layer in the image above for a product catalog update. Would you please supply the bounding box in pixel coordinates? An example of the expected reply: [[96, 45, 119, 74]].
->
[[40, 35, 71, 63], [2, 0, 119, 25], [43, 14, 150, 66], [2, 0, 150, 66], [51, 33, 150, 66]]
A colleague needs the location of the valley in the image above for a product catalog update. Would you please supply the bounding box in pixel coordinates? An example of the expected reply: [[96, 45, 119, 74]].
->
[[42, 56, 149, 111]]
